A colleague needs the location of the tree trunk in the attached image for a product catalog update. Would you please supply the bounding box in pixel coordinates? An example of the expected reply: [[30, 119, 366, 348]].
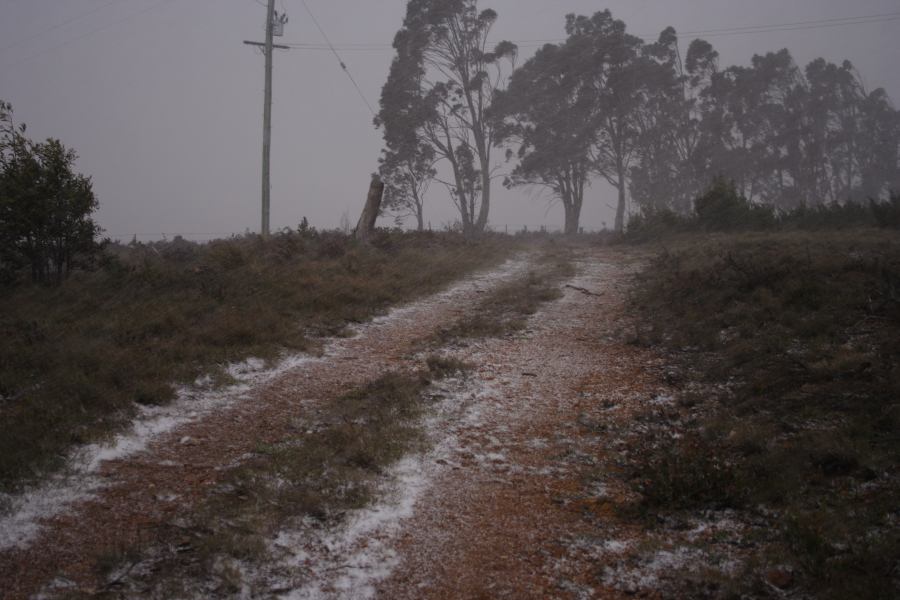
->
[[475, 155, 491, 233], [564, 201, 580, 236], [415, 206, 424, 232], [614, 180, 627, 233], [410, 186, 425, 232], [354, 176, 385, 243]]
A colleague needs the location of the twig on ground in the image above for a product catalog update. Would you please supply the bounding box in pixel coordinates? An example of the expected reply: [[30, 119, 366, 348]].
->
[[565, 284, 604, 297]]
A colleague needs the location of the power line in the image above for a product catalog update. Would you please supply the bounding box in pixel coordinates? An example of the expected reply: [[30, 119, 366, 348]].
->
[[681, 15, 900, 39], [295, 0, 376, 117], [677, 10, 900, 36], [280, 9, 900, 53]]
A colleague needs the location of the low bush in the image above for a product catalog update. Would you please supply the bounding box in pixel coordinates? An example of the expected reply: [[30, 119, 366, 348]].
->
[[694, 177, 776, 231]]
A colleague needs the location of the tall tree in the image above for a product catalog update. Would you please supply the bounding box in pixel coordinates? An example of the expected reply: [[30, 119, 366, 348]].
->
[[856, 87, 900, 199], [629, 27, 686, 214], [563, 11, 645, 232], [377, 0, 516, 234], [631, 36, 721, 216], [493, 41, 594, 234], [701, 49, 802, 207]]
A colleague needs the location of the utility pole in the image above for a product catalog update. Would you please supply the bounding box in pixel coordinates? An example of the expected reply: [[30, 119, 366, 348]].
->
[[244, 0, 288, 238]]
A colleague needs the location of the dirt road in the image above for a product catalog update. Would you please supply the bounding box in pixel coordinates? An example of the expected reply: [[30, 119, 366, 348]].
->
[[0, 246, 667, 599]]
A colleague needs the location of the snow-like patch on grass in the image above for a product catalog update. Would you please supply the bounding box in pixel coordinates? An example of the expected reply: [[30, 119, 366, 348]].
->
[[264, 374, 503, 598], [335, 255, 532, 342], [602, 539, 631, 554], [649, 393, 675, 406], [0, 353, 314, 552], [602, 546, 702, 590], [275, 456, 430, 600]]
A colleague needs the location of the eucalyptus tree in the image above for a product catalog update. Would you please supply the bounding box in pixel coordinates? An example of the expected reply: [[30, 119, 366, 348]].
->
[[492, 41, 595, 234], [799, 58, 900, 204], [701, 49, 802, 207], [628, 27, 690, 215], [808, 59, 866, 203], [856, 87, 900, 200], [376, 0, 516, 234], [562, 11, 646, 232], [621, 33, 724, 217]]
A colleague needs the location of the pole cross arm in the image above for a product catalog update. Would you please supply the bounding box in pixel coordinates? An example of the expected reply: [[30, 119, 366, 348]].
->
[[243, 41, 290, 50]]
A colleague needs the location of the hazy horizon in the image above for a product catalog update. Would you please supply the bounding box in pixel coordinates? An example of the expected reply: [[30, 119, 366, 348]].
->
[[2, 0, 899, 241]]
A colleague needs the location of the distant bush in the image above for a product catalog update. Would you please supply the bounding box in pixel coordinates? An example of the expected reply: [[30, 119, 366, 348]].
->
[[871, 190, 900, 229], [626, 179, 900, 241], [694, 177, 775, 231], [1, 102, 103, 286], [624, 208, 691, 243], [780, 199, 874, 230]]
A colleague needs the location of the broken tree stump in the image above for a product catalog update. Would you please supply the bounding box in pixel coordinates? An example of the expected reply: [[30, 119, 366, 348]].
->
[[354, 175, 385, 243]]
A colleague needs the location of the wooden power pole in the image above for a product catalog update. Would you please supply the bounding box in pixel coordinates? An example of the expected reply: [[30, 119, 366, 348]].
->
[[244, 0, 287, 238]]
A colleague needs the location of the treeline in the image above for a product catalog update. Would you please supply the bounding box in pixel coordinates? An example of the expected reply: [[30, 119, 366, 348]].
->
[[376, 1, 900, 234], [0, 101, 102, 285], [627, 177, 900, 241]]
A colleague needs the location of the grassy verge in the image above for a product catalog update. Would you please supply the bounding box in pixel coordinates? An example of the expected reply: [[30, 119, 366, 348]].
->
[[0, 230, 515, 493], [624, 230, 900, 598]]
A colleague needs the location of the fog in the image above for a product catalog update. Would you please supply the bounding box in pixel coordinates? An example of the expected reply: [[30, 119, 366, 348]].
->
[[1, 0, 898, 240]]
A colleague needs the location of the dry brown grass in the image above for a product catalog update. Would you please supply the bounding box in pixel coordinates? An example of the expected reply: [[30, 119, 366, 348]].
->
[[0, 230, 516, 493], [624, 229, 900, 598]]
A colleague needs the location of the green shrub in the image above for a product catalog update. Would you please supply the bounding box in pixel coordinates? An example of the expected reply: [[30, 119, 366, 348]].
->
[[625, 208, 691, 242], [693, 177, 775, 231]]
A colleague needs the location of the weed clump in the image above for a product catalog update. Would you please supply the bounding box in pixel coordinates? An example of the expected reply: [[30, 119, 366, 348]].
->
[[425, 355, 471, 378]]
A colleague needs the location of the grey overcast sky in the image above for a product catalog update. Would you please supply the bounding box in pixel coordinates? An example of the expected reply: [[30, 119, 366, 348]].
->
[[1, 0, 899, 240]]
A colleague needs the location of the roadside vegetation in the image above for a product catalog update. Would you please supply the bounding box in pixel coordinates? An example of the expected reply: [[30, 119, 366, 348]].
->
[[0, 230, 515, 494], [622, 230, 900, 598]]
